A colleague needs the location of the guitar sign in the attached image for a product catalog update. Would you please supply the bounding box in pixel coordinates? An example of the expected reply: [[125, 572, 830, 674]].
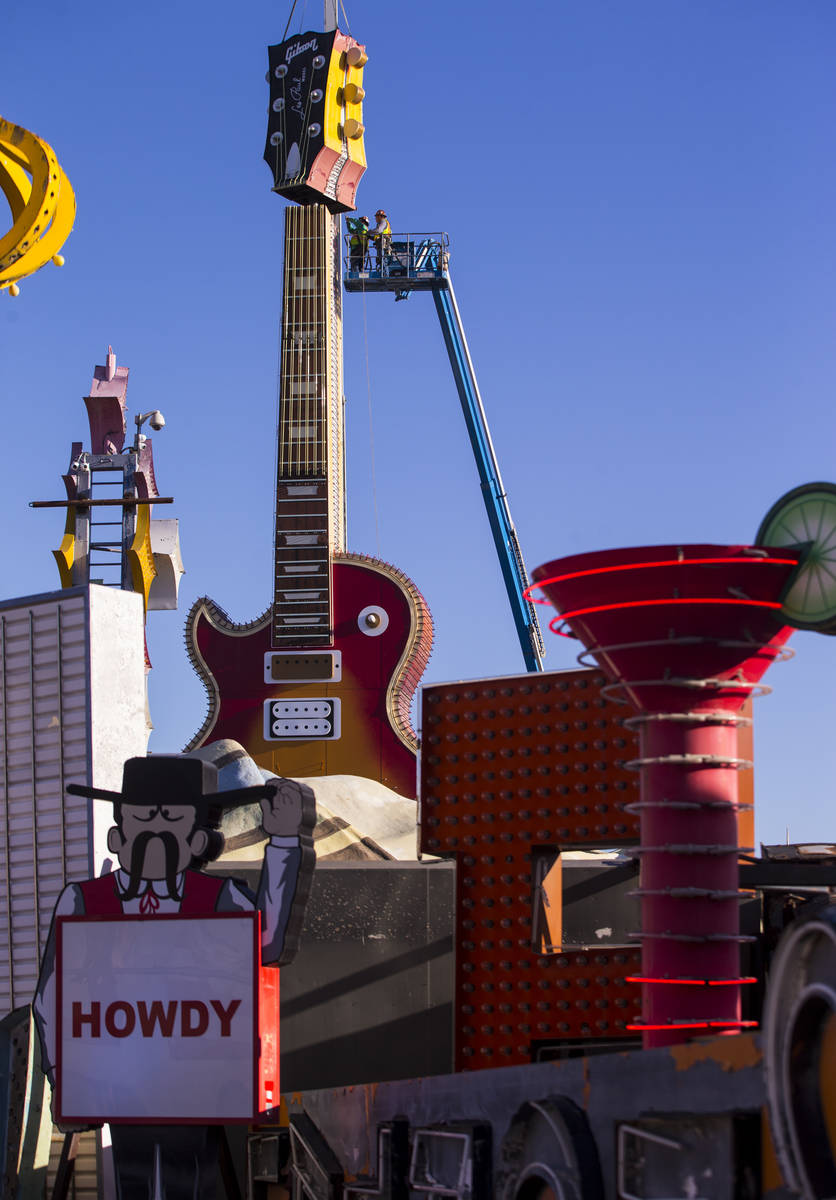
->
[[186, 205, 432, 795], [264, 28, 368, 213]]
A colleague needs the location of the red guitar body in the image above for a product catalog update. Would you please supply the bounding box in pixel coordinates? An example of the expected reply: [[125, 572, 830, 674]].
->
[[184, 553, 432, 798]]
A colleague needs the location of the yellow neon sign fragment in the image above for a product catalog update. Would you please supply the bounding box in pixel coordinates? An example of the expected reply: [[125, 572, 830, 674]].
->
[[127, 503, 158, 613], [0, 117, 76, 295], [52, 505, 76, 589]]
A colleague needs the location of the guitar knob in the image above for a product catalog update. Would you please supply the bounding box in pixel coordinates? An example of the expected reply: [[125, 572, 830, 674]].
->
[[358, 605, 389, 637], [344, 119, 365, 140]]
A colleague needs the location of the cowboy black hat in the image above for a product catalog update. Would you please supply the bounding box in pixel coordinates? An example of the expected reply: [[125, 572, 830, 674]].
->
[[67, 754, 277, 817]]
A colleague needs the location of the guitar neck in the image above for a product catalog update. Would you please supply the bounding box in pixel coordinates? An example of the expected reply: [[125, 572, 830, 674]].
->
[[273, 204, 345, 649]]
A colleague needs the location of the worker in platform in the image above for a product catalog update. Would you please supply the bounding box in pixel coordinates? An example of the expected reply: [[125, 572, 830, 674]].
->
[[347, 215, 370, 272], [372, 208, 391, 268]]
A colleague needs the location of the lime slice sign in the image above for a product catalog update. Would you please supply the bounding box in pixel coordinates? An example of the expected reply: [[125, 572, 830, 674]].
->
[[756, 482, 836, 630]]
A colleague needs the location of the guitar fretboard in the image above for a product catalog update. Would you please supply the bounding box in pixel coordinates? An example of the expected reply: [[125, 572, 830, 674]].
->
[[273, 204, 344, 647]]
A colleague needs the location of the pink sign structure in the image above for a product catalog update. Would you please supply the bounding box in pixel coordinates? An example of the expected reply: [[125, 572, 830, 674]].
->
[[531, 544, 803, 1048], [56, 913, 273, 1124]]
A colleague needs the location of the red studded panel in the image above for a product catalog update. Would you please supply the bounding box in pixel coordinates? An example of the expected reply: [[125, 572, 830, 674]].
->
[[420, 668, 641, 853], [420, 668, 643, 1068]]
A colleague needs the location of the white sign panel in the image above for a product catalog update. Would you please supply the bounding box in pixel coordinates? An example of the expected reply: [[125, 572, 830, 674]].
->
[[57, 914, 257, 1124]]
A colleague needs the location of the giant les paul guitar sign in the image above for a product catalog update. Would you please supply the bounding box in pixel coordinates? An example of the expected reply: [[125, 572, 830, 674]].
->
[[185, 28, 432, 797]]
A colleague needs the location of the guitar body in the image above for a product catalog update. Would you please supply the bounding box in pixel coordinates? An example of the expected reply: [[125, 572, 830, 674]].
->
[[184, 553, 432, 798]]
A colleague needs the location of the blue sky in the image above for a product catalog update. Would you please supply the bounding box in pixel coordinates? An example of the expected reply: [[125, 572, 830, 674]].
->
[[3, 0, 835, 844]]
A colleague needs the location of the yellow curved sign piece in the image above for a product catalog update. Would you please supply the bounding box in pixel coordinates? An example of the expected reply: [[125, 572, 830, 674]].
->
[[127, 503, 158, 613], [52, 507, 75, 589], [0, 117, 75, 294], [0, 148, 31, 222]]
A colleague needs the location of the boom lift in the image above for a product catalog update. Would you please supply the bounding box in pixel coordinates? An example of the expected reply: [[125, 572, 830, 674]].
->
[[344, 231, 544, 672]]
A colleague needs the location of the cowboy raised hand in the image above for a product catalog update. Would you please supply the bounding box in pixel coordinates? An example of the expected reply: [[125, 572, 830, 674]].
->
[[260, 778, 312, 839]]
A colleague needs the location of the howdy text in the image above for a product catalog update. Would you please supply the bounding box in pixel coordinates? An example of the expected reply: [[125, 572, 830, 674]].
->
[[71, 999, 241, 1039]]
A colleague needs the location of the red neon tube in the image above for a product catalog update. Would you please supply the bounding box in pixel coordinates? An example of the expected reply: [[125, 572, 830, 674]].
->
[[554, 596, 782, 623], [627, 1020, 758, 1032], [525, 554, 800, 599], [626, 976, 758, 987]]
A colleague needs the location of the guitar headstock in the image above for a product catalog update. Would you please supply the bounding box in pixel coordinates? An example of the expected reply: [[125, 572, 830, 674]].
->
[[264, 28, 367, 213]]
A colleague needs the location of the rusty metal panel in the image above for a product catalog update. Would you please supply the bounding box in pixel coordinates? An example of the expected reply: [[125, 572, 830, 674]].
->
[[288, 1031, 769, 1195]]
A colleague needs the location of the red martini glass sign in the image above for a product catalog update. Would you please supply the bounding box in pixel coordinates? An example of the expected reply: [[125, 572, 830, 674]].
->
[[528, 543, 803, 1047]]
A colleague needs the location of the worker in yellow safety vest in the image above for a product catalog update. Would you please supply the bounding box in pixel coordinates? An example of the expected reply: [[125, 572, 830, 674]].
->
[[347, 215, 369, 272], [372, 209, 391, 267]]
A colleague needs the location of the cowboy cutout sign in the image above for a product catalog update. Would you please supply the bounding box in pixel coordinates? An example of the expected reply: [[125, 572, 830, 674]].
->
[[33, 753, 315, 1199]]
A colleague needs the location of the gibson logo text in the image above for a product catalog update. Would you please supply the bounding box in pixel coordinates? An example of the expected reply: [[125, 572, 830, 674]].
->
[[286, 37, 318, 63]]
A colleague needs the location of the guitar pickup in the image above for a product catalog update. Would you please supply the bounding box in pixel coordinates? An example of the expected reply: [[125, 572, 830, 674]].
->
[[263, 699, 340, 741], [264, 651, 342, 683]]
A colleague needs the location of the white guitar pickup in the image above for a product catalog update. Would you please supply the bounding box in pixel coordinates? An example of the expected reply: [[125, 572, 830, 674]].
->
[[263, 699, 340, 741]]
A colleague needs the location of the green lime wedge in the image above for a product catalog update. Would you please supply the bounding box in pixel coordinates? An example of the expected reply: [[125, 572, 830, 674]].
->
[[756, 482, 836, 631]]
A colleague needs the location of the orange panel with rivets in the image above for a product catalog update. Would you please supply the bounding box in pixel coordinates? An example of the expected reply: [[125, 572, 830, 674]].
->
[[420, 668, 643, 1068]]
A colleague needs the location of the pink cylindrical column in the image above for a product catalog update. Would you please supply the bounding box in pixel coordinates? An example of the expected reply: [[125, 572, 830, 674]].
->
[[632, 714, 748, 1044], [531, 544, 801, 1048]]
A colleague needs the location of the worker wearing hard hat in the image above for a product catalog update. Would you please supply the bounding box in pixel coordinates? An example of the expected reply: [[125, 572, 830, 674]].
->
[[347, 215, 369, 273], [372, 209, 391, 268]]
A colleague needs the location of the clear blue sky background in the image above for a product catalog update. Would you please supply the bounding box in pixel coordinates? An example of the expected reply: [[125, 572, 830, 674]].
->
[[3, 1, 835, 845]]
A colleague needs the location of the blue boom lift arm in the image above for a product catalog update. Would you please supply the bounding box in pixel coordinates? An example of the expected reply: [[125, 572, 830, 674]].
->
[[344, 232, 544, 672]]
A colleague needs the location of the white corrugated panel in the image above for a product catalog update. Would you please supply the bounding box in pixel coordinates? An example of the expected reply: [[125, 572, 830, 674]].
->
[[1, 586, 149, 1200], [0, 593, 90, 1015], [47, 1129, 100, 1199], [0, 586, 147, 1018]]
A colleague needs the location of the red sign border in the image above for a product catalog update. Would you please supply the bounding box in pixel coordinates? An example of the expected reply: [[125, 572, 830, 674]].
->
[[56, 912, 260, 1126]]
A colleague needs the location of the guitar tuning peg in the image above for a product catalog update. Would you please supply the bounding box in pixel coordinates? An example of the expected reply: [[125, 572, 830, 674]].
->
[[346, 46, 368, 68]]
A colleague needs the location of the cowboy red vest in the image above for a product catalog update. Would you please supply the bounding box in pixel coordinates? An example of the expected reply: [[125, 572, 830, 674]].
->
[[79, 870, 225, 916]]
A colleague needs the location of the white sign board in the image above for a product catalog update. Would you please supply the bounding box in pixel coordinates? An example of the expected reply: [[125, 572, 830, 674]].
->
[[57, 914, 258, 1124]]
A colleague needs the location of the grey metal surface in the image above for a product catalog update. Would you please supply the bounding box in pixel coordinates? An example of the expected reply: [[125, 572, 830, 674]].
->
[[226, 860, 455, 1092], [281, 861, 454, 1090], [287, 1032, 768, 1198]]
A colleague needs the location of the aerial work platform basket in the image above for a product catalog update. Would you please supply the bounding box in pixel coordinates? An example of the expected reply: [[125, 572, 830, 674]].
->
[[344, 231, 450, 295], [343, 227, 544, 672]]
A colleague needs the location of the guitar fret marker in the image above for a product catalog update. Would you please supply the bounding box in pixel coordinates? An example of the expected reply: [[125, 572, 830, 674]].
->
[[273, 204, 342, 647]]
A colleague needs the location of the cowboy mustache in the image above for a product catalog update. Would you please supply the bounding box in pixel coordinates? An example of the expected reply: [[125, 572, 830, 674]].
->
[[121, 829, 182, 901]]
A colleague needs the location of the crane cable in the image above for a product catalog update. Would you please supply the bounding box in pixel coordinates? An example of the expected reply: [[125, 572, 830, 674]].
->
[[282, 1, 351, 42], [281, 0, 298, 39], [361, 279, 382, 556]]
